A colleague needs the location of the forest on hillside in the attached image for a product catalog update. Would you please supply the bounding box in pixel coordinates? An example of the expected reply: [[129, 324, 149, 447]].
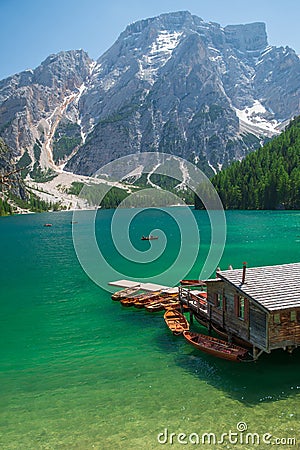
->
[[204, 116, 300, 210]]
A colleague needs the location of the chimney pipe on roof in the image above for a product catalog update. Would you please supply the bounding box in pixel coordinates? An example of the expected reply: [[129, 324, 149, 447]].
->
[[242, 262, 247, 284]]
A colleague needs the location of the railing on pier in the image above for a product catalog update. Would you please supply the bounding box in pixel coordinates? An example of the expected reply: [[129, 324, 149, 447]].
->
[[178, 286, 208, 319]]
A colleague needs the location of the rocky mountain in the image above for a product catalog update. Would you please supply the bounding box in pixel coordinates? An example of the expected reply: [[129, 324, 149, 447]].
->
[[1, 11, 300, 179], [0, 138, 28, 207], [0, 50, 92, 173]]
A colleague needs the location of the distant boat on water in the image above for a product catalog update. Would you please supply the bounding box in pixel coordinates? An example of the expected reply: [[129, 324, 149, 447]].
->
[[43, 223, 52, 227], [141, 235, 158, 241]]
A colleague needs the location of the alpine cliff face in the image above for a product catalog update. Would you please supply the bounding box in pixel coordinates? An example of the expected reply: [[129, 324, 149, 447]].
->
[[0, 50, 92, 170], [1, 11, 300, 178]]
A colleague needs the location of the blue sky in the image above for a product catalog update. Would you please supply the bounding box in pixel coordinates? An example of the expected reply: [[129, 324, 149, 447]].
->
[[1, 0, 300, 80]]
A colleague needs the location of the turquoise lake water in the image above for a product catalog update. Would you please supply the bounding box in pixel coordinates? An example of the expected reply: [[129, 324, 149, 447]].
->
[[0, 209, 299, 449]]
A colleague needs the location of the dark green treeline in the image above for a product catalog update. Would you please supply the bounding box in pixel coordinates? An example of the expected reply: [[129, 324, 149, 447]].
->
[[204, 116, 300, 210]]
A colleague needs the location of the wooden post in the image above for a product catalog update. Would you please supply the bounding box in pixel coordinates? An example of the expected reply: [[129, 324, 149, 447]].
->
[[252, 347, 264, 361], [208, 305, 212, 334], [190, 311, 194, 324], [179, 287, 184, 314], [253, 346, 258, 361]]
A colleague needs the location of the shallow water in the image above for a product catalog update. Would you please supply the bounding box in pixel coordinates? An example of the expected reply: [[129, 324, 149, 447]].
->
[[0, 210, 299, 449]]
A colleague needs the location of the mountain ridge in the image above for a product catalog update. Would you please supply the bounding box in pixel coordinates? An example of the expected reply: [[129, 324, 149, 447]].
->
[[1, 11, 300, 181]]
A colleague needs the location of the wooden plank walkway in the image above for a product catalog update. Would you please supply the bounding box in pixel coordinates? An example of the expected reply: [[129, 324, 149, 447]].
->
[[178, 287, 208, 325]]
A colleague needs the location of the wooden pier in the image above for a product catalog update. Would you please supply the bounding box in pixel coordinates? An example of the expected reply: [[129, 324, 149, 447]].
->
[[178, 286, 208, 327], [110, 263, 300, 361]]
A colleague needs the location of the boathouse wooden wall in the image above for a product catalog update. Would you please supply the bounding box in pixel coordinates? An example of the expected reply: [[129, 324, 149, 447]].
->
[[249, 304, 267, 349], [206, 281, 268, 351], [269, 309, 300, 350]]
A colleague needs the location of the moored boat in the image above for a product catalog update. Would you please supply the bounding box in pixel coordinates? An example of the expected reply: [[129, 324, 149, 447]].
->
[[120, 297, 137, 307], [111, 286, 140, 301], [210, 323, 252, 349], [121, 290, 162, 307], [145, 296, 178, 312], [183, 331, 249, 361], [43, 223, 52, 227], [180, 279, 206, 286], [134, 297, 158, 308], [163, 302, 181, 311], [145, 301, 166, 312], [164, 310, 190, 335], [141, 235, 159, 240]]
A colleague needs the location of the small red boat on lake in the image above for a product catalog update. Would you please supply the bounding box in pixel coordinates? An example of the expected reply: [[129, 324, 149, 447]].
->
[[141, 235, 158, 241]]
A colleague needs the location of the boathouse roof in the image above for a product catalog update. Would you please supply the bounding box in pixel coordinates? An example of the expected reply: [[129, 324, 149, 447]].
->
[[214, 262, 300, 312]]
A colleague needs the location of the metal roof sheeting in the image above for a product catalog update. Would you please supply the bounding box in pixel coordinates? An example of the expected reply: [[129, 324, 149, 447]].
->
[[217, 263, 300, 312]]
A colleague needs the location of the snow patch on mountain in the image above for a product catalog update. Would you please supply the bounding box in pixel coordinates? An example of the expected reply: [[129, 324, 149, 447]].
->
[[89, 61, 98, 75], [235, 100, 281, 137], [138, 30, 182, 83], [208, 46, 227, 74], [207, 161, 217, 175], [74, 83, 86, 105]]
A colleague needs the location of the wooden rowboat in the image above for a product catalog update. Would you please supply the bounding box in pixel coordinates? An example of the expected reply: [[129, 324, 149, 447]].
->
[[111, 286, 140, 301], [183, 331, 249, 361], [120, 291, 162, 307], [145, 301, 166, 312], [120, 297, 137, 307], [210, 323, 252, 349], [145, 297, 178, 312], [180, 280, 206, 286], [164, 310, 190, 335], [134, 297, 158, 308]]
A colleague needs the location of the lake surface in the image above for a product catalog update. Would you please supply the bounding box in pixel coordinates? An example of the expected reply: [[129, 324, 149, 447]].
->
[[0, 209, 299, 449]]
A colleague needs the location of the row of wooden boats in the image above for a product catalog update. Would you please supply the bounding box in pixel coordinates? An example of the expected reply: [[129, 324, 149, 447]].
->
[[112, 286, 251, 362], [112, 287, 184, 311], [163, 310, 249, 361]]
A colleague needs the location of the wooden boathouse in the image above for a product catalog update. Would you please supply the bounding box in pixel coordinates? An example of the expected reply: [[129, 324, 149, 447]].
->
[[201, 262, 300, 359]]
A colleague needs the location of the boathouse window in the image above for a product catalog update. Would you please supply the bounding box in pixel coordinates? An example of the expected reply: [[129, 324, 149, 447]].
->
[[214, 293, 223, 309], [234, 295, 248, 321], [238, 297, 245, 319], [274, 313, 281, 324], [290, 311, 296, 322]]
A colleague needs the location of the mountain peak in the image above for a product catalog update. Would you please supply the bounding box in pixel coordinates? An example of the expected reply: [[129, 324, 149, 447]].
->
[[224, 22, 268, 52], [1, 12, 300, 181], [123, 10, 202, 36]]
